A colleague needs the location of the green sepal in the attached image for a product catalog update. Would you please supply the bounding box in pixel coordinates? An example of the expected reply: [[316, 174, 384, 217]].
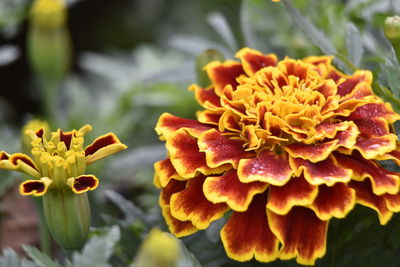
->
[[43, 189, 90, 251]]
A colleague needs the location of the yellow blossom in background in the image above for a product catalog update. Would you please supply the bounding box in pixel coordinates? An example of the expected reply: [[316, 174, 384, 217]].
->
[[154, 47, 400, 265], [133, 228, 180, 267], [30, 0, 67, 30]]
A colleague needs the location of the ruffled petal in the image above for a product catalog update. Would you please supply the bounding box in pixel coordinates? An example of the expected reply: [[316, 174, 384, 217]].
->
[[154, 158, 185, 188], [237, 150, 292, 185], [310, 183, 356, 220], [197, 110, 222, 125], [376, 148, 400, 165], [170, 176, 228, 229], [189, 84, 222, 109], [339, 82, 374, 101], [155, 113, 212, 139], [159, 179, 198, 237], [285, 122, 359, 162], [166, 129, 229, 178], [19, 177, 52, 196], [0, 153, 41, 178], [314, 121, 354, 140], [335, 153, 400, 195], [67, 175, 99, 194], [205, 61, 244, 96], [383, 192, 400, 213], [159, 179, 187, 207], [267, 176, 318, 215], [84, 133, 127, 165], [336, 70, 372, 96], [302, 55, 333, 76], [268, 207, 328, 265], [203, 170, 268, 211], [289, 156, 352, 186], [354, 134, 397, 159], [285, 140, 338, 163], [161, 206, 198, 237], [349, 102, 400, 123], [349, 180, 393, 225], [220, 193, 279, 262], [235, 48, 277, 76], [198, 129, 251, 168]]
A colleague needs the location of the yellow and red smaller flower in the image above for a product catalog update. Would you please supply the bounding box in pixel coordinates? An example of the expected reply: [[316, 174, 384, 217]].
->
[[0, 125, 127, 196], [1, 124, 127, 250]]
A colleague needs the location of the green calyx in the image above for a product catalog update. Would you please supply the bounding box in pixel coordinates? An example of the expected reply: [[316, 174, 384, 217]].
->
[[43, 189, 90, 251]]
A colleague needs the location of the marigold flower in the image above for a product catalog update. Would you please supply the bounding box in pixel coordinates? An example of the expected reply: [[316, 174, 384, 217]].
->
[[0, 125, 127, 249], [154, 48, 400, 265]]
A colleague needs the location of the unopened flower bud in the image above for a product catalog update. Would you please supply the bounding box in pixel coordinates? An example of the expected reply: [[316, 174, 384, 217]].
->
[[385, 16, 400, 40]]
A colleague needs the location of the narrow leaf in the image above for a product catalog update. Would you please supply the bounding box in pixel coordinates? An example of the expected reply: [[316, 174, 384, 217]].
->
[[176, 238, 202, 267], [282, 0, 351, 73], [282, 0, 336, 55], [373, 82, 400, 114], [0, 248, 35, 267], [381, 58, 400, 97], [346, 23, 363, 67], [207, 12, 237, 52], [22, 245, 60, 267], [104, 190, 149, 226], [72, 226, 120, 267]]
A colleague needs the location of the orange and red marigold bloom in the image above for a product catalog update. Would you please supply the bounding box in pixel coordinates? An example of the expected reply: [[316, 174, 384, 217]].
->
[[154, 47, 400, 265]]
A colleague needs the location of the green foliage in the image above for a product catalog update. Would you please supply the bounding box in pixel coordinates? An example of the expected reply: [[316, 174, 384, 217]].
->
[[22, 246, 60, 267], [346, 23, 364, 67], [0, 248, 35, 267], [70, 226, 120, 267]]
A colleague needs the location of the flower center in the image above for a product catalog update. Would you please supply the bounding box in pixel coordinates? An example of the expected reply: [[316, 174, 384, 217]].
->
[[27, 127, 91, 189], [220, 60, 338, 151]]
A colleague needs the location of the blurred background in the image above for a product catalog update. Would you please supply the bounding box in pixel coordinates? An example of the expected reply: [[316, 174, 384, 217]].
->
[[1, 0, 400, 266]]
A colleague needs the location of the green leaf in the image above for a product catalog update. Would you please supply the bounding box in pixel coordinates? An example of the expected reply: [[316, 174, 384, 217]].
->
[[282, 0, 351, 73], [346, 23, 363, 67], [176, 238, 202, 267], [104, 190, 149, 226], [0, 248, 36, 267], [22, 245, 60, 267], [282, 0, 336, 55], [373, 82, 400, 114], [72, 226, 120, 267], [381, 55, 400, 97], [207, 12, 237, 52]]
